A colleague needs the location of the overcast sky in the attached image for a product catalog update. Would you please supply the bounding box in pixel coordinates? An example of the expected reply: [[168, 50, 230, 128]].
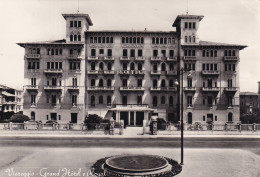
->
[[0, 0, 259, 92]]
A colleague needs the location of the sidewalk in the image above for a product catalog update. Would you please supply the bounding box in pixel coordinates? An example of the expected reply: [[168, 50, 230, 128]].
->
[[0, 130, 260, 138]]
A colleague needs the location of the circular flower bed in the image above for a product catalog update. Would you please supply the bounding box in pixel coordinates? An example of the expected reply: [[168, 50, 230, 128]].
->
[[90, 156, 182, 177]]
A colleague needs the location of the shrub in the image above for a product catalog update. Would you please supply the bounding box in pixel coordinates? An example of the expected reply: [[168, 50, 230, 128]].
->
[[84, 114, 103, 130], [45, 120, 58, 124], [9, 114, 30, 123], [149, 118, 167, 133]]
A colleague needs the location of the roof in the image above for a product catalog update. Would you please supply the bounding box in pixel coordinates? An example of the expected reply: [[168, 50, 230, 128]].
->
[[173, 15, 204, 27], [240, 92, 258, 96], [85, 30, 176, 35], [182, 40, 247, 49], [17, 39, 84, 48], [62, 14, 93, 26]]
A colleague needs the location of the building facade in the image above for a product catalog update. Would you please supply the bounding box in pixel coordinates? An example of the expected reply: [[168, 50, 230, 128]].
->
[[18, 13, 246, 125], [240, 92, 258, 114], [0, 84, 23, 118]]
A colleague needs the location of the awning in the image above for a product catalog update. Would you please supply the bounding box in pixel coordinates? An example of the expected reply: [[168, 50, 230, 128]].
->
[[2, 91, 15, 97], [109, 106, 155, 111], [87, 110, 108, 118]]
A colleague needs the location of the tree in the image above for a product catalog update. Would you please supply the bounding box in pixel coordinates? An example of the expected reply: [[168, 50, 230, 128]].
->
[[9, 114, 30, 123], [84, 114, 103, 130]]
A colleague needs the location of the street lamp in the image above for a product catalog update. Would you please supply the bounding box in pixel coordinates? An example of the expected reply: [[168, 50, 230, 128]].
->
[[174, 68, 191, 165]]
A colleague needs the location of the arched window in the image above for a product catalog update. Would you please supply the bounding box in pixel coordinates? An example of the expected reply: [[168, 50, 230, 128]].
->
[[107, 95, 111, 106], [99, 62, 104, 70], [156, 38, 159, 44], [90, 37, 93, 43], [188, 112, 192, 124], [138, 63, 142, 71], [78, 35, 81, 42], [228, 113, 233, 122], [31, 111, 35, 120], [152, 37, 155, 44], [91, 62, 95, 70], [141, 37, 144, 44], [161, 79, 166, 88], [153, 80, 157, 88], [229, 50, 232, 56], [74, 35, 77, 41], [185, 36, 188, 43], [137, 37, 140, 43], [129, 37, 132, 43], [98, 37, 101, 43], [161, 96, 165, 104], [169, 79, 174, 87], [153, 96, 158, 106], [37, 48, 40, 54], [110, 37, 113, 43], [133, 37, 136, 43], [91, 96, 95, 106], [94, 37, 97, 43], [107, 62, 112, 71], [164, 38, 167, 44], [169, 63, 174, 71], [189, 36, 192, 43], [153, 63, 157, 72], [106, 37, 110, 43], [91, 79, 95, 87], [107, 79, 112, 87], [123, 63, 127, 70], [169, 96, 173, 107], [99, 96, 103, 104], [161, 63, 166, 71], [130, 62, 135, 70], [193, 36, 196, 43], [160, 38, 163, 44], [70, 35, 73, 41], [232, 50, 236, 56], [99, 79, 103, 87], [122, 37, 125, 43], [126, 37, 128, 43]]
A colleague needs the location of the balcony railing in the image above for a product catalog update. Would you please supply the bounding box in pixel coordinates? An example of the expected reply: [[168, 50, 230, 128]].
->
[[202, 70, 220, 75], [67, 86, 80, 91], [202, 87, 219, 92], [167, 57, 177, 61], [150, 71, 161, 75], [184, 87, 196, 92], [118, 70, 144, 75], [183, 56, 196, 60], [120, 56, 130, 61], [2, 101, 17, 105], [104, 56, 114, 61], [168, 87, 177, 92], [223, 56, 238, 61], [120, 87, 144, 91], [167, 70, 177, 75], [87, 70, 99, 74], [224, 87, 238, 92], [151, 57, 161, 61], [44, 69, 63, 74], [114, 104, 149, 108], [88, 86, 114, 91], [26, 54, 41, 59], [135, 57, 145, 61], [44, 85, 62, 91], [68, 55, 81, 59], [87, 56, 98, 61], [104, 70, 115, 74], [25, 85, 39, 91], [150, 87, 177, 92]]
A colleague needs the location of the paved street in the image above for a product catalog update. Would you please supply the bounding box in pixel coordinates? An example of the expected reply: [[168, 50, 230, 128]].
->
[[0, 136, 259, 177]]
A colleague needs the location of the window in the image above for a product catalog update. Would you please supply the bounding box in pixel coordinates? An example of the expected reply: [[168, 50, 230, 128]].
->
[[225, 63, 236, 71], [107, 79, 112, 87], [107, 96, 111, 106], [108, 49, 112, 57], [188, 113, 192, 124], [123, 79, 127, 87], [99, 49, 104, 55], [138, 49, 142, 57], [228, 113, 233, 122], [137, 96, 142, 105], [31, 112, 35, 121], [161, 96, 166, 104], [161, 50, 166, 57], [228, 96, 233, 107], [161, 63, 166, 71], [99, 62, 104, 70], [74, 35, 77, 41], [137, 79, 142, 87], [208, 96, 213, 107], [122, 95, 127, 105], [187, 96, 192, 107], [153, 50, 158, 57], [74, 21, 77, 27], [72, 78, 77, 86], [78, 21, 81, 27], [51, 95, 56, 106], [184, 63, 195, 71], [153, 80, 157, 88], [99, 96, 103, 104], [72, 95, 77, 106], [91, 62, 95, 70], [187, 79, 192, 87], [228, 79, 232, 88], [153, 63, 158, 72], [169, 80, 174, 87], [31, 78, 36, 86], [91, 96, 95, 106], [99, 79, 103, 87], [130, 63, 135, 70], [161, 79, 166, 88], [123, 63, 127, 70], [122, 37, 125, 43], [184, 50, 196, 56], [123, 49, 128, 57], [169, 50, 174, 58], [70, 35, 73, 41], [31, 95, 36, 105], [138, 63, 142, 71], [91, 79, 95, 87], [169, 96, 173, 107], [185, 22, 188, 28], [107, 62, 112, 70], [153, 96, 157, 106], [169, 63, 174, 71], [215, 116, 217, 121], [70, 21, 73, 27], [130, 49, 135, 57]]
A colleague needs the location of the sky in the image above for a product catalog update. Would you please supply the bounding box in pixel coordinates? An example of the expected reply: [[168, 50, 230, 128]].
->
[[0, 0, 259, 92]]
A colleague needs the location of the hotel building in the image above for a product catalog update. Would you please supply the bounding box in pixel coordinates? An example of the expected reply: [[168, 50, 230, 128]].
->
[[18, 13, 246, 125]]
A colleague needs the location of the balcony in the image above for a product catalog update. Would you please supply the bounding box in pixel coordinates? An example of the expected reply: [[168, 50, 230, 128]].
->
[[25, 85, 39, 91], [67, 86, 80, 91], [87, 56, 98, 61], [224, 87, 238, 93], [183, 56, 196, 61], [223, 56, 238, 61], [151, 57, 161, 61], [202, 87, 219, 92], [118, 70, 130, 75], [104, 56, 114, 61], [167, 87, 177, 92], [88, 86, 114, 91], [120, 56, 130, 61], [184, 87, 196, 92], [44, 85, 62, 91], [104, 70, 115, 75], [135, 57, 145, 61], [201, 70, 220, 75], [2, 101, 17, 105], [150, 87, 177, 92], [87, 70, 99, 74], [167, 57, 177, 61], [120, 87, 144, 91], [68, 55, 81, 60], [69, 69, 81, 74], [26, 54, 41, 59], [167, 70, 177, 76], [150, 71, 161, 75], [44, 69, 63, 74]]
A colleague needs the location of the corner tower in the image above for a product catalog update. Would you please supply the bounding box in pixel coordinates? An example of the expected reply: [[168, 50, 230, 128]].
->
[[173, 15, 204, 45], [62, 14, 93, 43]]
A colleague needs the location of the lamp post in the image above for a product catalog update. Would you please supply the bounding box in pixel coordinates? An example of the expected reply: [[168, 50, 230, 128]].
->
[[175, 68, 191, 165]]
